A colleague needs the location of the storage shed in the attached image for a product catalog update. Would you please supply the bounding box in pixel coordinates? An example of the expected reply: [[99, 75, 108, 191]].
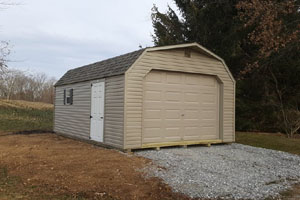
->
[[54, 43, 235, 150]]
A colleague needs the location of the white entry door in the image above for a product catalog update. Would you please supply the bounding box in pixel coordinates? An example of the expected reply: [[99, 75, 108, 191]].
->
[[90, 82, 105, 142]]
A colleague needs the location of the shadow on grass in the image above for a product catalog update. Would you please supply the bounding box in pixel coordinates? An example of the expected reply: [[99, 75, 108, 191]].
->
[[14, 130, 54, 135], [0, 130, 54, 137]]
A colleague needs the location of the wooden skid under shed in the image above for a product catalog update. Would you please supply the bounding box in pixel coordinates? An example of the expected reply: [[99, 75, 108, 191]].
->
[[128, 139, 224, 151]]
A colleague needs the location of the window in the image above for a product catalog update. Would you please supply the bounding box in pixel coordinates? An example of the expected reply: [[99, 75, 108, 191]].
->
[[63, 89, 73, 105]]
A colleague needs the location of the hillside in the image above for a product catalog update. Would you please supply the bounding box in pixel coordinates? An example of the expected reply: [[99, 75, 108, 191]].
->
[[0, 100, 53, 133]]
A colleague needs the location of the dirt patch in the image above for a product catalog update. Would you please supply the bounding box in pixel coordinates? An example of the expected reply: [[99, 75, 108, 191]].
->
[[0, 133, 195, 200], [279, 184, 300, 200]]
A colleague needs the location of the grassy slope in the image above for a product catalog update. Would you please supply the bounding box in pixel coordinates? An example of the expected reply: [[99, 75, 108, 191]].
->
[[236, 132, 300, 155], [0, 100, 53, 133], [0, 100, 84, 199]]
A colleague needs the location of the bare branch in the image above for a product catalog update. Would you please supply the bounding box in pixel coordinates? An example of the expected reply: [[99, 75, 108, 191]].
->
[[0, 41, 10, 71]]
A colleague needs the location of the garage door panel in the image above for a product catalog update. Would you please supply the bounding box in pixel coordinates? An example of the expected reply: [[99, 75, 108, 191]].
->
[[184, 127, 200, 135], [143, 138, 161, 143], [183, 105, 200, 111], [144, 90, 162, 101], [143, 128, 162, 136], [199, 135, 217, 140], [200, 130, 217, 135], [164, 85, 185, 92], [143, 119, 162, 128], [202, 110, 217, 120], [185, 74, 217, 87], [165, 119, 181, 127], [184, 136, 201, 141], [143, 109, 162, 119], [184, 92, 200, 103], [183, 87, 202, 93], [202, 120, 217, 128], [184, 110, 200, 119], [200, 131, 218, 138], [185, 75, 202, 85], [202, 93, 217, 102], [165, 91, 182, 102], [166, 72, 182, 84], [164, 102, 184, 109], [143, 102, 164, 109], [183, 120, 201, 128], [145, 71, 163, 82], [165, 128, 181, 139], [142, 70, 219, 144], [165, 109, 181, 119]]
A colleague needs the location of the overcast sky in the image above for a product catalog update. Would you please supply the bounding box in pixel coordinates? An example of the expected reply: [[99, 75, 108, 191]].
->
[[0, 0, 176, 79]]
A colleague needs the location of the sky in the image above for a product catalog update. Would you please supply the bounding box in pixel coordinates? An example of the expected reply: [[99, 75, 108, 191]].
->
[[0, 0, 176, 79]]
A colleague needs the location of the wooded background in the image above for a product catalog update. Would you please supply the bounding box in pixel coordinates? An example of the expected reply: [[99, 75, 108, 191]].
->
[[0, 68, 56, 104], [0, 0, 299, 136], [152, 0, 300, 136]]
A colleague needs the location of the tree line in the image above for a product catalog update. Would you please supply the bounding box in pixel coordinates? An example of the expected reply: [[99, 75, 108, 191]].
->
[[152, 0, 300, 137], [0, 3, 56, 104], [0, 68, 56, 104]]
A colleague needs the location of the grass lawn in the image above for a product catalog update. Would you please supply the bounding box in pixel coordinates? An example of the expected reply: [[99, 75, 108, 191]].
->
[[236, 132, 300, 155], [0, 100, 53, 133]]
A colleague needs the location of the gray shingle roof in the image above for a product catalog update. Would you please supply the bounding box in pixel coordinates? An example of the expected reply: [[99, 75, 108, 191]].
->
[[55, 48, 145, 86]]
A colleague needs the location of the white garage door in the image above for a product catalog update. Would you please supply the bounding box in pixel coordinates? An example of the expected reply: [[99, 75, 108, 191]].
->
[[142, 70, 220, 144]]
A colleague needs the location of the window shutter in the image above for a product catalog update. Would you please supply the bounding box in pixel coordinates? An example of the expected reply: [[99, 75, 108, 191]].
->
[[63, 89, 66, 105], [70, 89, 73, 105]]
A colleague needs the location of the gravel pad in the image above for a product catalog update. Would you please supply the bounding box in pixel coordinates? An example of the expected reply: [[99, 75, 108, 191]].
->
[[135, 143, 300, 200]]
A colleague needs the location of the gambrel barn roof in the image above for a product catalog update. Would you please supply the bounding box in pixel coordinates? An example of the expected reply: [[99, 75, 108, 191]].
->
[[55, 43, 235, 87]]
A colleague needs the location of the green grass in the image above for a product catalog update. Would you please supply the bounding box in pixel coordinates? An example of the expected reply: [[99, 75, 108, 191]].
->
[[0, 100, 53, 132], [236, 132, 300, 155]]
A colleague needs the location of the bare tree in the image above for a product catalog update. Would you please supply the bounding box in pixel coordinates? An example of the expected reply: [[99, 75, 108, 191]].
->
[[0, 68, 57, 103], [0, 41, 10, 71], [41, 77, 56, 104], [268, 69, 300, 137], [237, 0, 300, 137], [0, 68, 21, 100]]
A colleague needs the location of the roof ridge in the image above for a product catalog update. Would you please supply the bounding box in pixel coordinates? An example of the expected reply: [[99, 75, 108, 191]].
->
[[68, 48, 146, 72]]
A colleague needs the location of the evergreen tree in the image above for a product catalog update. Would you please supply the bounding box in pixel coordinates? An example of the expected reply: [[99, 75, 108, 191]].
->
[[151, 0, 300, 135], [152, 0, 252, 77]]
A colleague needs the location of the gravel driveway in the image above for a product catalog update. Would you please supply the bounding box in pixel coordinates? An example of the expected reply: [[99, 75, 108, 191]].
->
[[136, 143, 300, 200]]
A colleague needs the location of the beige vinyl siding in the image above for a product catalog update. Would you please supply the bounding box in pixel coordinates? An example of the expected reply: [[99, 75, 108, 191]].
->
[[54, 81, 91, 139], [54, 75, 125, 148], [103, 75, 125, 149], [124, 49, 235, 149]]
